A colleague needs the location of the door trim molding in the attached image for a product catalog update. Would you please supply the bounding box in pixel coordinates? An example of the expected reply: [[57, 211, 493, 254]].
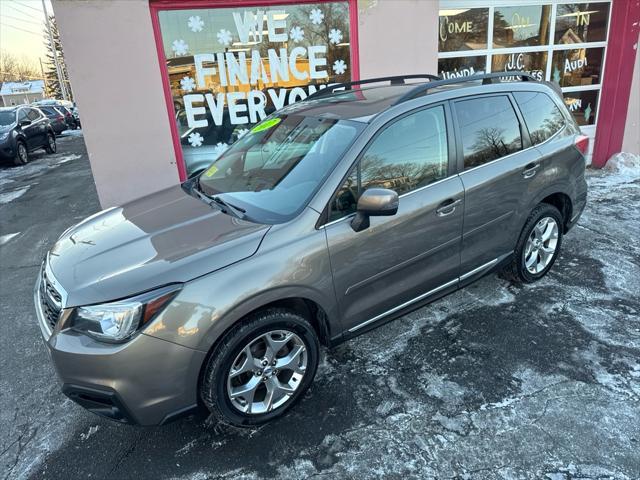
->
[[348, 278, 458, 333], [344, 235, 460, 296], [348, 255, 505, 333]]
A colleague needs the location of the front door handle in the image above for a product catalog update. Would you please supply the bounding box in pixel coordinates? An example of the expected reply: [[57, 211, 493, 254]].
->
[[436, 198, 462, 217], [522, 162, 540, 179]]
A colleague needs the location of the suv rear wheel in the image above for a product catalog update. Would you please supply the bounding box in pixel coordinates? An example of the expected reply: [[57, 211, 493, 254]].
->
[[14, 141, 28, 166], [504, 203, 563, 283], [201, 308, 320, 427], [45, 132, 57, 154]]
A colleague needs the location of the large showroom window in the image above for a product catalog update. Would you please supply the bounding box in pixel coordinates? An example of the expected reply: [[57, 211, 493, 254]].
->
[[438, 2, 610, 135], [153, 1, 354, 177]]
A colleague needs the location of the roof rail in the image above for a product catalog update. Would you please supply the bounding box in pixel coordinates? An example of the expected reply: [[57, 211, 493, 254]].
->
[[305, 74, 441, 101], [392, 71, 537, 105]]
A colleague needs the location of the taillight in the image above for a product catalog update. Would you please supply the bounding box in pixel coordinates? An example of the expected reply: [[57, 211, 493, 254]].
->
[[575, 135, 589, 155], [57, 115, 64, 121]]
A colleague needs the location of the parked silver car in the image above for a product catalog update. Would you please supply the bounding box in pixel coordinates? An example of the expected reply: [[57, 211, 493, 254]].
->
[[35, 73, 588, 426]]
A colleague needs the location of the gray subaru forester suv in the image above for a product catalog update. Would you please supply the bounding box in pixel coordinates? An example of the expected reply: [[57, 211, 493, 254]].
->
[[35, 73, 588, 427]]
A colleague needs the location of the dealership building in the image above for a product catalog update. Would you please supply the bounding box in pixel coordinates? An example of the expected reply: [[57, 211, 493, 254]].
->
[[52, 0, 639, 207]]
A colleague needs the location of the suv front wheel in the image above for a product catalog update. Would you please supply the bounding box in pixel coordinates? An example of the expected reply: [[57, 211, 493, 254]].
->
[[14, 141, 28, 166], [505, 203, 564, 283], [201, 308, 320, 427]]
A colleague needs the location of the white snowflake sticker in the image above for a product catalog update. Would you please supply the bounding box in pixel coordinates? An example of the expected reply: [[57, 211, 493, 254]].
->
[[328, 28, 343, 45], [171, 39, 189, 56], [309, 8, 324, 25], [217, 29, 233, 46], [290, 26, 304, 43], [332, 59, 347, 75], [213, 142, 229, 158], [188, 132, 203, 147], [237, 128, 249, 139], [180, 76, 196, 92], [187, 15, 204, 32]]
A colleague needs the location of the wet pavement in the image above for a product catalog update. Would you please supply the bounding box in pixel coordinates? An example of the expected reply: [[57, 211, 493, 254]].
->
[[1, 135, 638, 479]]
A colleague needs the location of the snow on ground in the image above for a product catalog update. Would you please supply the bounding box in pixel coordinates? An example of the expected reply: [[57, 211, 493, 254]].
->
[[0, 186, 30, 205], [0, 233, 20, 245]]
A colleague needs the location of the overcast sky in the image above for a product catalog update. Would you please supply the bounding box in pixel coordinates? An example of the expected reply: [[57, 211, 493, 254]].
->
[[1, 0, 55, 73]]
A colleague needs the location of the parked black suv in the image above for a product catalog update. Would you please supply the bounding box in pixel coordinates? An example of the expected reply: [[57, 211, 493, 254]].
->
[[35, 73, 589, 426], [0, 106, 57, 165]]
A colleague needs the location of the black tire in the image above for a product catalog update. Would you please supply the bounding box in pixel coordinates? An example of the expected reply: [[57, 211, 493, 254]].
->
[[45, 132, 57, 154], [503, 203, 564, 284], [201, 308, 320, 427], [13, 141, 28, 166]]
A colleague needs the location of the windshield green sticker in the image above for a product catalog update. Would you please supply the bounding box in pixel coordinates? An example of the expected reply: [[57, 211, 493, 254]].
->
[[204, 165, 218, 177], [251, 117, 281, 133]]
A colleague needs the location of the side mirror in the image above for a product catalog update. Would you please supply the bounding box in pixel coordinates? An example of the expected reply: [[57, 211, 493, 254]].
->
[[19, 119, 31, 127], [351, 188, 399, 232]]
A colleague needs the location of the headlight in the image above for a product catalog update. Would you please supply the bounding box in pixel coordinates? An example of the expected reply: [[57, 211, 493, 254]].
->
[[0, 131, 10, 141], [70, 285, 181, 342]]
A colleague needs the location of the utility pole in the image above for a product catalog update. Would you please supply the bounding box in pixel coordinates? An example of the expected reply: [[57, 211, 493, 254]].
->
[[42, 0, 68, 100], [39, 58, 48, 95]]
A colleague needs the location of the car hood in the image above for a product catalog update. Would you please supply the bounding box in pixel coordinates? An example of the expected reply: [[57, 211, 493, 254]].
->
[[48, 185, 270, 307]]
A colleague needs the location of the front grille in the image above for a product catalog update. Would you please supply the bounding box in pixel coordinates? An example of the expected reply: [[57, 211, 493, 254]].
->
[[40, 270, 62, 330]]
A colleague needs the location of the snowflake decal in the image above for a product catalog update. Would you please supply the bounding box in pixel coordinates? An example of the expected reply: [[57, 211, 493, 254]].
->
[[290, 26, 304, 43], [237, 128, 249, 139], [180, 76, 196, 92], [309, 8, 324, 25], [171, 39, 189, 56], [213, 142, 229, 158], [187, 15, 204, 32], [188, 132, 203, 147], [328, 28, 343, 45], [217, 29, 233, 46], [332, 59, 347, 75]]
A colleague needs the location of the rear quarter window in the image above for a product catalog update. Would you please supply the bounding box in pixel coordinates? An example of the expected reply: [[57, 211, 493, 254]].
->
[[513, 91, 566, 145]]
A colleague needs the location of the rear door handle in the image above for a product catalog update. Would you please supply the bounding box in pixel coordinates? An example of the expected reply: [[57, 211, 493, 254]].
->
[[522, 162, 540, 179], [436, 198, 462, 217]]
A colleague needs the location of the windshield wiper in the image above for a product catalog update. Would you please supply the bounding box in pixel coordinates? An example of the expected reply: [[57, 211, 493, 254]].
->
[[210, 195, 247, 219], [191, 179, 247, 220]]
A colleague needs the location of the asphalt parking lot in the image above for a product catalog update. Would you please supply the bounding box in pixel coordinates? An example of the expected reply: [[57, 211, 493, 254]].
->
[[1, 134, 639, 479]]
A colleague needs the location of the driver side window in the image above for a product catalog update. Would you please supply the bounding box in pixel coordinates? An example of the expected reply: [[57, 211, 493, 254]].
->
[[17, 109, 28, 123]]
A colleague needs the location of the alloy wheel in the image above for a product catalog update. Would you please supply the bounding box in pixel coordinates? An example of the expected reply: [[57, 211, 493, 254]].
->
[[226, 330, 307, 414], [524, 216, 559, 274], [48, 134, 56, 152], [17, 143, 27, 164]]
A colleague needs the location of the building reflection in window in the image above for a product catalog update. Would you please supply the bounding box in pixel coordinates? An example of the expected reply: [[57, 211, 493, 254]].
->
[[555, 2, 610, 44], [439, 8, 488, 52], [493, 5, 551, 48]]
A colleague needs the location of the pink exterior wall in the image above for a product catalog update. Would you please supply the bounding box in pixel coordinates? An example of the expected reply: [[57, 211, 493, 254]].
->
[[52, 0, 180, 207], [622, 41, 639, 155], [357, 0, 439, 78]]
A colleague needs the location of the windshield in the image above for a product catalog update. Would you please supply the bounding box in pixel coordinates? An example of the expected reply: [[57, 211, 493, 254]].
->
[[0, 111, 16, 126], [198, 114, 362, 223]]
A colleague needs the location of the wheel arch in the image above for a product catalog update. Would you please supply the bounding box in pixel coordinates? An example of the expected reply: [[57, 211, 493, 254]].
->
[[527, 183, 574, 233], [194, 291, 335, 406]]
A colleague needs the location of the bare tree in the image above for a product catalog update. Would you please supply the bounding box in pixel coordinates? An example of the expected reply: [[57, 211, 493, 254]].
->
[[0, 49, 41, 83]]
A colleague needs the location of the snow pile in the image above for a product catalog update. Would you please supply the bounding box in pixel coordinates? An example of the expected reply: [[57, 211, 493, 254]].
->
[[602, 152, 640, 180]]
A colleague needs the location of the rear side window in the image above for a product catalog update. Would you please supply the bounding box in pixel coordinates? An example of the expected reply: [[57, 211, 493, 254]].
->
[[27, 109, 41, 121], [455, 96, 522, 170], [329, 105, 449, 221], [513, 91, 566, 145]]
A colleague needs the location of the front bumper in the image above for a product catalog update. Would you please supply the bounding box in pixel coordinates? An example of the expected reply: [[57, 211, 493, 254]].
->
[[34, 273, 207, 425], [0, 136, 16, 160]]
